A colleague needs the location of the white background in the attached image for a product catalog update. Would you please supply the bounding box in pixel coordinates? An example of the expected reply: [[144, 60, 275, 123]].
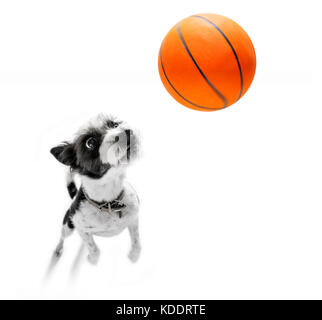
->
[[0, 0, 321, 299]]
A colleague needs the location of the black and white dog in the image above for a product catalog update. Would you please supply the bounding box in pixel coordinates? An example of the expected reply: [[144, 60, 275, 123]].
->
[[50, 114, 141, 264]]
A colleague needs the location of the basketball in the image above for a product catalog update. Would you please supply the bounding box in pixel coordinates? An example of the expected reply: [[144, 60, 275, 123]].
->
[[158, 14, 256, 111]]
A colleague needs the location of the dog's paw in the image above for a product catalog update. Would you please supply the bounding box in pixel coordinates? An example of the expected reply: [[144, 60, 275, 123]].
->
[[128, 245, 141, 263], [55, 249, 63, 258], [88, 249, 100, 265], [54, 245, 63, 258]]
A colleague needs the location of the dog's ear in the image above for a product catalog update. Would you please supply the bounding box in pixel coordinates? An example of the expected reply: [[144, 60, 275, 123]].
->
[[50, 143, 76, 166]]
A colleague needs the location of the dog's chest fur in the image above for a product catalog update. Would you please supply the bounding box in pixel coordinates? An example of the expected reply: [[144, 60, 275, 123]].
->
[[73, 202, 126, 236], [72, 182, 139, 237]]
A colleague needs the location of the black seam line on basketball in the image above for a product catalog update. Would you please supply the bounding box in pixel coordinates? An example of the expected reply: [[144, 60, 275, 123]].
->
[[192, 15, 244, 101], [159, 44, 218, 111], [176, 23, 228, 108]]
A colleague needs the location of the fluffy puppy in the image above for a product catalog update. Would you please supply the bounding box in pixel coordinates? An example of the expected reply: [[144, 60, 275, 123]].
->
[[50, 114, 141, 264]]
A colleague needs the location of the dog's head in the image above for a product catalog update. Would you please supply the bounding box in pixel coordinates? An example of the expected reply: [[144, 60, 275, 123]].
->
[[50, 114, 140, 179]]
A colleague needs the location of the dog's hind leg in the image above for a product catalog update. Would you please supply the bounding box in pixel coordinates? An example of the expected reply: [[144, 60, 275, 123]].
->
[[54, 210, 75, 257], [128, 220, 141, 263]]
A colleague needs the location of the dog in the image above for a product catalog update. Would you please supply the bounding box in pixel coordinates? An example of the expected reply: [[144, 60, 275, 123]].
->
[[50, 114, 141, 264]]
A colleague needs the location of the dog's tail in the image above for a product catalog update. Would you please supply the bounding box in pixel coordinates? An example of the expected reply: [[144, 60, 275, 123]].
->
[[66, 169, 77, 199]]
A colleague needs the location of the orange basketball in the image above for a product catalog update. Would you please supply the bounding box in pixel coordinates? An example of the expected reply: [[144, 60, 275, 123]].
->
[[158, 14, 256, 111]]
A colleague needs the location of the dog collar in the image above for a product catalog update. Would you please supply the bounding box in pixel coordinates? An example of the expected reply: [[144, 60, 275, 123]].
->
[[82, 188, 126, 218]]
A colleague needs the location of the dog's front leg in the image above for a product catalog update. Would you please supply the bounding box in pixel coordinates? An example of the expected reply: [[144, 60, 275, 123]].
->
[[78, 231, 100, 265], [128, 221, 141, 263]]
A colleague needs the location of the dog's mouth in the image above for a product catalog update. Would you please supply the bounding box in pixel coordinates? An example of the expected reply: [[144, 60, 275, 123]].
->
[[126, 144, 131, 160], [114, 145, 131, 159], [108, 130, 137, 165]]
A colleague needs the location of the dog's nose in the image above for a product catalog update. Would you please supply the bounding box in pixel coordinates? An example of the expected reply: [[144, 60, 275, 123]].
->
[[114, 136, 119, 143]]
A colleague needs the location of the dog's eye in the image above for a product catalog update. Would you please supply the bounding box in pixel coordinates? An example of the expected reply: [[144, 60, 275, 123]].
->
[[85, 137, 97, 150], [106, 120, 119, 129]]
